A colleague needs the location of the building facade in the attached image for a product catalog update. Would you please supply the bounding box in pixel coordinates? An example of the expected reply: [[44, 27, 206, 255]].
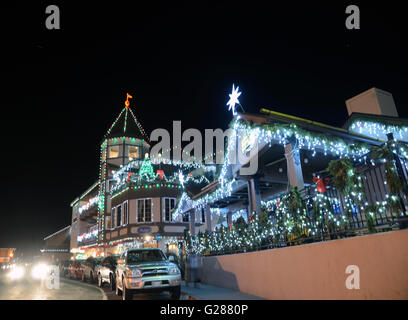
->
[[69, 95, 212, 259]]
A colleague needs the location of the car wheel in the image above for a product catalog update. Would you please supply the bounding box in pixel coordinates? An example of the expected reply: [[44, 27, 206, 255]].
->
[[98, 274, 103, 287], [169, 285, 181, 300], [115, 277, 122, 296], [110, 274, 116, 291], [122, 279, 132, 300]]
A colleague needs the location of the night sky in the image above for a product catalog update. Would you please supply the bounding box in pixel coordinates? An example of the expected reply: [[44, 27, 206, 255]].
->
[[1, 2, 407, 256]]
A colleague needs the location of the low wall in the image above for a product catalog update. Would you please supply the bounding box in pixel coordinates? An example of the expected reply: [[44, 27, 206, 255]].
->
[[200, 229, 408, 299]]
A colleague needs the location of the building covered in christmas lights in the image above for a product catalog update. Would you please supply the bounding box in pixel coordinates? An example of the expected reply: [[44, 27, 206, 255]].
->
[[69, 94, 214, 259], [68, 87, 408, 259], [172, 87, 408, 255]]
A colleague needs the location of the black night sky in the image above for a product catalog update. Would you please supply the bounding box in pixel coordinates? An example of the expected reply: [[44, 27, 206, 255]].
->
[[1, 2, 407, 256]]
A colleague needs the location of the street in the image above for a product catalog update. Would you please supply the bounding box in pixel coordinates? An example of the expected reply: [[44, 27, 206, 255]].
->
[[0, 277, 104, 300], [0, 270, 185, 300]]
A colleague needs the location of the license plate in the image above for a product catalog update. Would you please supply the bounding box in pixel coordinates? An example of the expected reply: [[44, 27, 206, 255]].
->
[[152, 281, 161, 287]]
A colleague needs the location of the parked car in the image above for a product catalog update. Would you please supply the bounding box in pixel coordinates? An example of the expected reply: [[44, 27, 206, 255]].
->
[[115, 248, 181, 300], [68, 261, 83, 280], [59, 260, 72, 277], [96, 255, 119, 290], [81, 257, 102, 283]]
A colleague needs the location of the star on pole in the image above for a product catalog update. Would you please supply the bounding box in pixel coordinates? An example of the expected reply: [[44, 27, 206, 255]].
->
[[226, 84, 242, 116]]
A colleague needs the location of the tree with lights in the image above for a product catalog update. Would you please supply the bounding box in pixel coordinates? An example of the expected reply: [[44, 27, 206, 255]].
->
[[138, 154, 155, 180]]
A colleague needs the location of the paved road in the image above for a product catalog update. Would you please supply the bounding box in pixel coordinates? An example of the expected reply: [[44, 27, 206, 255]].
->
[[0, 274, 105, 300], [0, 270, 184, 300]]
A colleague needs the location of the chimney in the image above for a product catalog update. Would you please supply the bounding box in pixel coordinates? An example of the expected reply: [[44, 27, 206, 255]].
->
[[345, 87, 398, 117]]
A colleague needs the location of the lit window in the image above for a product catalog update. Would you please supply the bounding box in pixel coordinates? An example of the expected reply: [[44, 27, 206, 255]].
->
[[163, 198, 176, 222], [109, 146, 120, 158], [111, 208, 116, 228], [128, 146, 139, 159], [137, 199, 152, 222], [117, 205, 122, 227], [123, 201, 128, 225], [106, 216, 111, 229]]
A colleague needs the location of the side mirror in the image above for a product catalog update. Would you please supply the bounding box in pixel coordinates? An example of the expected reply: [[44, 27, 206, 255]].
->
[[168, 256, 175, 262]]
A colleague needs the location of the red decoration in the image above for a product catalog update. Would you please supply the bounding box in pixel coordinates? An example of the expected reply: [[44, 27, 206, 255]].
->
[[313, 177, 329, 193], [230, 221, 233, 230], [124, 93, 133, 108], [127, 172, 134, 182], [157, 170, 164, 180]]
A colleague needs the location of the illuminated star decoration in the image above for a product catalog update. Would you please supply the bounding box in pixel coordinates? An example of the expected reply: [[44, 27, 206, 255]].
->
[[226, 84, 241, 116]]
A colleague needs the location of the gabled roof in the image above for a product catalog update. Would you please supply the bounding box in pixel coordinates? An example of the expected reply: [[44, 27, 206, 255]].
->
[[104, 93, 148, 141]]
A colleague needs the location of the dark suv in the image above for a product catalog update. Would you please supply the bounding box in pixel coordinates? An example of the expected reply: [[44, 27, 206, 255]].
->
[[96, 255, 119, 290]]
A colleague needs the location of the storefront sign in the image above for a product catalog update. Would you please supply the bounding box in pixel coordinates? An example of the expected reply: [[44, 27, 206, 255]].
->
[[137, 226, 152, 234]]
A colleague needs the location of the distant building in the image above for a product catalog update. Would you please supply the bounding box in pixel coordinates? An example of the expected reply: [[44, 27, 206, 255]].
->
[[0, 248, 16, 264], [41, 226, 71, 262]]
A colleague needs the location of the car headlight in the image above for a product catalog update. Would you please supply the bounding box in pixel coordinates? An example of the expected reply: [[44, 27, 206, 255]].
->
[[31, 263, 49, 280], [168, 266, 180, 275], [126, 268, 142, 277], [8, 266, 25, 280]]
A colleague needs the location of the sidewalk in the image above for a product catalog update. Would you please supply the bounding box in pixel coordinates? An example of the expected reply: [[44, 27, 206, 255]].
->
[[181, 281, 264, 300]]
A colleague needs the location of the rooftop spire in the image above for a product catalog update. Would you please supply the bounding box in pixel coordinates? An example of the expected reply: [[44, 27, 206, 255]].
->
[[104, 93, 148, 140]]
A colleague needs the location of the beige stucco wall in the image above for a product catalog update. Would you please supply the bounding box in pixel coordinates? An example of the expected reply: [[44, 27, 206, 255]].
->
[[200, 229, 408, 299]]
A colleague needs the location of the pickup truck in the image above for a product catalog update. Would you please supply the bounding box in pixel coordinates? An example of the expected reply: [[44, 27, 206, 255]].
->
[[115, 248, 181, 300]]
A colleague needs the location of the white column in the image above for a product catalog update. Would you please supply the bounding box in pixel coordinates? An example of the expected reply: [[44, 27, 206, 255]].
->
[[284, 138, 304, 190], [205, 205, 212, 232], [247, 177, 262, 215], [189, 210, 196, 236]]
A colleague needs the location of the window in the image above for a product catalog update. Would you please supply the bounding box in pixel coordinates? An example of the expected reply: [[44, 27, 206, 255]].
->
[[201, 208, 206, 223], [106, 216, 111, 229], [116, 205, 122, 227], [163, 198, 176, 222], [109, 146, 120, 158], [128, 146, 139, 159], [123, 201, 128, 225], [111, 207, 116, 228], [137, 199, 152, 222], [182, 213, 189, 222], [127, 250, 166, 264]]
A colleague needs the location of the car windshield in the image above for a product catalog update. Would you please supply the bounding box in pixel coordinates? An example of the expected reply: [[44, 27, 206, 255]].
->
[[126, 250, 166, 264]]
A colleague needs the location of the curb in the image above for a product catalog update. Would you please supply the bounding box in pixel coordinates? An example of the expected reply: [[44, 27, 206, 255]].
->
[[61, 277, 108, 300]]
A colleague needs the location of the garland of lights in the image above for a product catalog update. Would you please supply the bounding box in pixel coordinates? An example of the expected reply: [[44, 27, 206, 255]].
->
[[184, 158, 403, 256], [350, 119, 408, 143], [78, 195, 100, 214]]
